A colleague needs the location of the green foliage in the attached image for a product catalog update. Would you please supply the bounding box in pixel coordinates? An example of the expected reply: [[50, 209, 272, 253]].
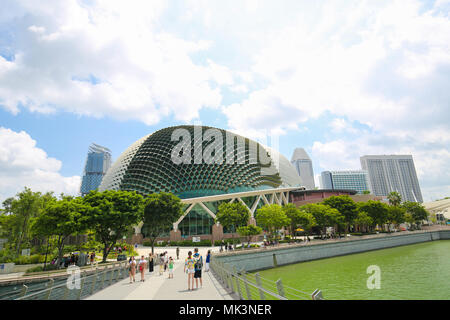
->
[[237, 224, 262, 245], [322, 195, 358, 228], [354, 211, 374, 232], [300, 203, 344, 237], [83, 190, 144, 262], [25, 263, 58, 273], [215, 202, 250, 231], [33, 196, 88, 266], [387, 191, 402, 206], [362, 190, 371, 195], [141, 192, 183, 253], [282, 204, 316, 236], [358, 200, 389, 229], [255, 204, 290, 240], [387, 205, 406, 227], [3, 188, 55, 255], [402, 201, 429, 226]]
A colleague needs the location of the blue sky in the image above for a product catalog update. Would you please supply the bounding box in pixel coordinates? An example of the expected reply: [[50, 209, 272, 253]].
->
[[1, 0, 449, 203]]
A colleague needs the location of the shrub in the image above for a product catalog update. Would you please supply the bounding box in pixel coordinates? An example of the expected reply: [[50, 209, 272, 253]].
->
[[26, 266, 43, 273]]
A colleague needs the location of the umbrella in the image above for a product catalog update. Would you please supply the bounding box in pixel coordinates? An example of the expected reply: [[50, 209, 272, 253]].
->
[[295, 228, 304, 232]]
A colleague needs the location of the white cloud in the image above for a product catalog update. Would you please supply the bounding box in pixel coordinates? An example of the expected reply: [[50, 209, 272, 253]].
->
[[0, 0, 228, 125], [221, 0, 450, 136], [0, 127, 80, 204]]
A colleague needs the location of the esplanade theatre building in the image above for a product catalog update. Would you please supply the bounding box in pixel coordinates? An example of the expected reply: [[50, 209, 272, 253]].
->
[[99, 125, 354, 243]]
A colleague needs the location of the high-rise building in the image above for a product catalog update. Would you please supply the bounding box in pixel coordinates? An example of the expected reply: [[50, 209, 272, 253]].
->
[[320, 170, 371, 194], [291, 148, 315, 189], [360, 155, 423, 203], [80, 143, 112, 196]]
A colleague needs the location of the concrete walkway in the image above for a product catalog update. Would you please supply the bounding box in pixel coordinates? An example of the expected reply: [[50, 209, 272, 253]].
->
[[86, 247, 234, 300]]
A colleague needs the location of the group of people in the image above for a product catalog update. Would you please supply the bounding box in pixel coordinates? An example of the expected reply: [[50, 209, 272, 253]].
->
[[128, 255, 148, 283], [126, 248, 212, 292], [183, 249, 211, 291]]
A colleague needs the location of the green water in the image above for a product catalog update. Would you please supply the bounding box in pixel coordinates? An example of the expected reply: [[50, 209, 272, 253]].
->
[[255, 240, 450, 300]]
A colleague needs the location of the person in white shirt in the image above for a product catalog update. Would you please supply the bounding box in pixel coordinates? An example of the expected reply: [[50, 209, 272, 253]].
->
[[138, 255, 147, 282]]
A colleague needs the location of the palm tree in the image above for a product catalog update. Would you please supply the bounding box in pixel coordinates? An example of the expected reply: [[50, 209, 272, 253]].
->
[[387, 191, 402, 207]]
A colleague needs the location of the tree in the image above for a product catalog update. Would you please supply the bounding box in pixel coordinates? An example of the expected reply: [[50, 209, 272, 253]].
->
[[354, 211, 373, 233], [358, 200, 389, 231], [402, 201, 429, 229], [83, 190, 144, 262], [141, 192, 183, 254], [255, 204, 290, 241], [322, 195, 358, 235], [9, 188, 47, 254], [33, 196, 88, 267], [300, 203, 343, 239], [282, 204, 315, 240], [215, 202, 250, 246], [362, 190, 371, 195], [237, 225, 262, 246], [387, 191, 402, 207], [386, 205, 406, 232]]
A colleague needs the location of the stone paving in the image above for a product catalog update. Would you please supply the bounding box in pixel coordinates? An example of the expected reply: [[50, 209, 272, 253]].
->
[[86, 246, 234, 300]]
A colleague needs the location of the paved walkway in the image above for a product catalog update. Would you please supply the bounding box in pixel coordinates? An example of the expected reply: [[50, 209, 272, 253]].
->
[[86, 247, 234, 300]]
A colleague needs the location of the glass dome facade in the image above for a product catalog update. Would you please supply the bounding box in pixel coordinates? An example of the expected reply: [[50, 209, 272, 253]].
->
[[99, 125, 301, 199]]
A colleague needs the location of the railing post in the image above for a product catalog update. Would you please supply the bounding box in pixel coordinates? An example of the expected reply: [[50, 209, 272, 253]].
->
[[77, 272, 87, 300], [241, 269, 252, 300], [123, 261, 128, 278], [233, 266, 243, 300], [19, 284, 28, 298], [109, 265, 114, 285], [63, 285, 70, 300], [276, 279, 285, 299], [225, 264, 234, 293], [255, 273, 265, 300], [100, 268, 106, 288], [90, 271, 97, 295], [44, 278, 54, 300], [116, 263, 120, 281]]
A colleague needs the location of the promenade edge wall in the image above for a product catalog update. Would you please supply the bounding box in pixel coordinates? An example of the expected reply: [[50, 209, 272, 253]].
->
[[215, 230, 450, 272]]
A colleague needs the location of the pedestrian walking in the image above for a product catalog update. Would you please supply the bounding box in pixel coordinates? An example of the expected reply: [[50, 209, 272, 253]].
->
[[193, 248, 203, 289], [168, 257, 174, 279], [176, 247, 180, 260], [129, 256, 136, 283], [139, 255, 147, 282], [148, 253, 154, 273], [205, 250, 211, 272], [164, 251, 169, 271], [184, 251, 195, 291], [159, 253, 164, 276]]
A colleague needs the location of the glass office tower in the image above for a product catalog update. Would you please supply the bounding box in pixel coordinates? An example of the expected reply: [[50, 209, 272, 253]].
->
[[80, 143, 112, 196], [291, 148, 315, 189], [360, 155, 423, 203], [320, 170, 371, 194]]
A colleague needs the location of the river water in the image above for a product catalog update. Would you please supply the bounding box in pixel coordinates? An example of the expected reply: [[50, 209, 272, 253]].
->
[[256, 240, 450, 300]]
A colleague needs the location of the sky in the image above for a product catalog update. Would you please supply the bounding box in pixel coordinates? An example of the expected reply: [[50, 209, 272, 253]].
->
[[0, 0, 449, 205]]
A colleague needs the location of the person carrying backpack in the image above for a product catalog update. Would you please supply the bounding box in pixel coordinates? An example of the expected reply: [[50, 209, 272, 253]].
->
[[192, 248, 203, 289]]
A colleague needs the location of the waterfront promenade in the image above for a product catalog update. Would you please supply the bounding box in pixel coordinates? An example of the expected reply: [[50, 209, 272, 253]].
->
[[86, 247, 234, 300]]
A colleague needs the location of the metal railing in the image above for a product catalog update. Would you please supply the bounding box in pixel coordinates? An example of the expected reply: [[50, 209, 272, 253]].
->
[[209, 259, 323, 300], [13, 261, 129, 300]]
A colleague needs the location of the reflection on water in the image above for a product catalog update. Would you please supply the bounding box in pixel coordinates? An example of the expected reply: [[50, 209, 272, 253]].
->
[[255, 240, 450, 300]]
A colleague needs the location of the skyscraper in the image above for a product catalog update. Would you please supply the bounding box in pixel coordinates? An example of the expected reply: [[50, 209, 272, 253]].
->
[[360, 155, 423, 203], [80, 143, 112, 196], [291, 148, 315, 189], [320, 170, 371, 194]]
